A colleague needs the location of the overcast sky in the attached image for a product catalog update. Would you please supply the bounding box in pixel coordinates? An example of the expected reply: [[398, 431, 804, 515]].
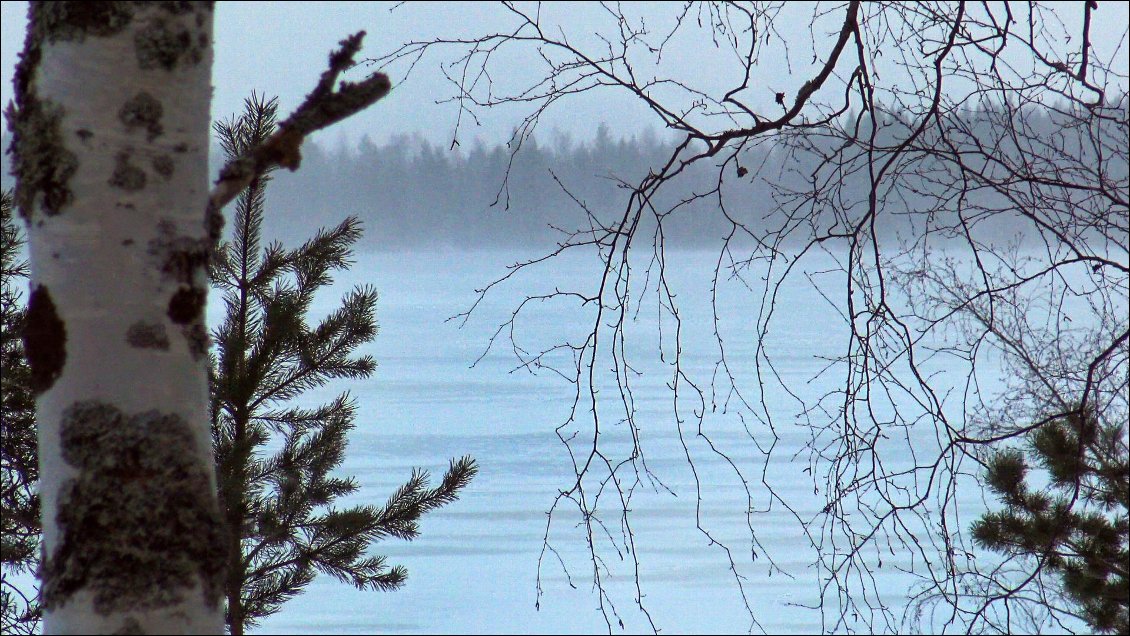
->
[[1, 2, 679, 149], [2, 1, 1128, 151]]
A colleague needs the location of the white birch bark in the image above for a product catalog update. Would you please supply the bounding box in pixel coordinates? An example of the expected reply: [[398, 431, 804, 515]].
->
[[10, 3, 226, 633]]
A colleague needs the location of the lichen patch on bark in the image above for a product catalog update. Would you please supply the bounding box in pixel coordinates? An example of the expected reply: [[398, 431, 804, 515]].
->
[[147, 220, 209, 284], [146, 221, 211, 349], [32, 2, 135, 44], [180, 323, 208, 361], [42, 400, 227, 614], [23, 285, 67, 393], [152, 154, 175, 179], [126, 321, 170, 350], [134, 13, 206, 71], [7, 97, 78, 218], [109, 151, 147, 191], [119, 91, 163, 141]]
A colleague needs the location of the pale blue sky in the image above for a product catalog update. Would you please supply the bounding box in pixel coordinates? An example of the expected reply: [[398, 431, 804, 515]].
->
[[2, 1, 1128, 151]]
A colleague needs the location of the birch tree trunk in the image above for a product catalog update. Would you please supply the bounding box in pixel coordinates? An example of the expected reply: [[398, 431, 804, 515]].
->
[[9, 2, 226, 633]]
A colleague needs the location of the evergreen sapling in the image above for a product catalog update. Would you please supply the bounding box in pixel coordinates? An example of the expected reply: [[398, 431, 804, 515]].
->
[[210, 94, 476, 635]]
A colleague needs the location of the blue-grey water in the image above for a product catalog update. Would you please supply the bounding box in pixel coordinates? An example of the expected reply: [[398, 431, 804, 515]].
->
[[210, 248, 997, 635]]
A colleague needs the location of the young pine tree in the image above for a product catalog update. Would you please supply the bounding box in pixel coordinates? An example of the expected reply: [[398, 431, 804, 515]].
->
[[973, 406, 1129, 634], [1, 190, 40, 635], [210, 95, 476, 635]]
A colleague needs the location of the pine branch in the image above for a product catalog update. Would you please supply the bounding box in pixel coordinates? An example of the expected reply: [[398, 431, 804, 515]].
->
[[0, 190, 39, 635], [973, 406, 1129, 634]]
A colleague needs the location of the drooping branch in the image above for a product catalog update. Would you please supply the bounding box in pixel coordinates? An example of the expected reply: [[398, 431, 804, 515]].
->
[[367, 1, 1128, 633], [207, 31, 391, 220]]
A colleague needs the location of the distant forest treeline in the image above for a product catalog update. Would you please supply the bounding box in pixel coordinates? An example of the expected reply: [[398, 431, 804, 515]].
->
[[2, 103, 1125, 251]]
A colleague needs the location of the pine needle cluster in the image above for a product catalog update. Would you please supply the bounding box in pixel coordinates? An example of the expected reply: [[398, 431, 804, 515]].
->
[[210, 94, 476, 635], [0, 190, 40, 635], [973, 407, 1129, 634]]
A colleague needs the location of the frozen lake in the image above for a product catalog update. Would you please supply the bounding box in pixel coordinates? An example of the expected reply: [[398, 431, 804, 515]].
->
[[215, 248, 997, 635]]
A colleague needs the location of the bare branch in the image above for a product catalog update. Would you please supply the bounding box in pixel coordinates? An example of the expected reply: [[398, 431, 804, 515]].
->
[[207, 32, 391, 221]]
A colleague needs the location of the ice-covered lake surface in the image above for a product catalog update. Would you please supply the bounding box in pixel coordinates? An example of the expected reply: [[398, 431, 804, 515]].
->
[[227, 248, 999, 635]]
